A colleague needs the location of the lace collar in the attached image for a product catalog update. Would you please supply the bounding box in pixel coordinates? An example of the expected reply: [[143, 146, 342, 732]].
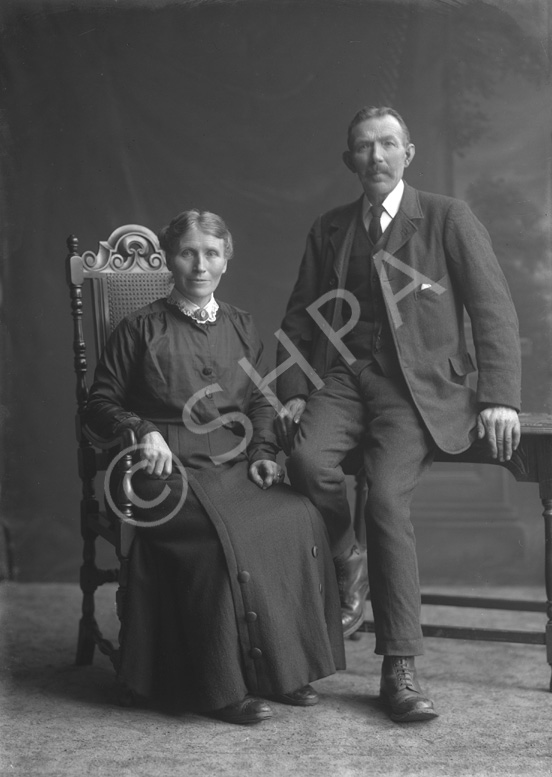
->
[[166, 288, 219, 323]]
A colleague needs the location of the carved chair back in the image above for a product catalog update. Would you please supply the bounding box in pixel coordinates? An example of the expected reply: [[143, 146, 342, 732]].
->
[[66, 224, 172, 668]]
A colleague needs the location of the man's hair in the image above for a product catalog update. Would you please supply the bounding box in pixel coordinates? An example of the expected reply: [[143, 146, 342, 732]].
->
[[346, 106, 411, 150], [158, 209, 234, 261]]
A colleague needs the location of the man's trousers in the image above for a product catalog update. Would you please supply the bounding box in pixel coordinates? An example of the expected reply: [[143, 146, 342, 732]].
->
[[287, 362, 435, 656]]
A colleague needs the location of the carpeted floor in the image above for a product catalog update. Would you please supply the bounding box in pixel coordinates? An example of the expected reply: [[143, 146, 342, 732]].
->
[[1, 582, 551, 777]]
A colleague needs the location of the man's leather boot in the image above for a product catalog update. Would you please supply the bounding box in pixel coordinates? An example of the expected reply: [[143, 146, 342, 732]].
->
[[333, 544, 369, 637], [380, 656, 438, 722]]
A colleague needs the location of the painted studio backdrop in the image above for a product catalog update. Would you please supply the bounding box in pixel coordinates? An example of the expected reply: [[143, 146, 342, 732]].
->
[[1, 0, 551, 582]]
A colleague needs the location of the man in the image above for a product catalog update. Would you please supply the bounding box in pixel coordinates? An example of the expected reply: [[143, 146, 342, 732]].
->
[[275, 106, 521, 722]]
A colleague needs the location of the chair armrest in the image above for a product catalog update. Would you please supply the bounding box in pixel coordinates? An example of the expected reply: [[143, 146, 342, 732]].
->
[[78, 424, 138, 488], [81, 424, 137, 451], [80, 425, 139, 537]]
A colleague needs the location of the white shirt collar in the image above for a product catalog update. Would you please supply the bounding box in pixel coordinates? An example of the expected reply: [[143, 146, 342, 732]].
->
[[166, 287, 219, 323], [362, 178, 405, 231]]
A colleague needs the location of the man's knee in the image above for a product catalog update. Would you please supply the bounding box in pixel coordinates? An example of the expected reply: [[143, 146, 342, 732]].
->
[[287, 444, 345, 491]]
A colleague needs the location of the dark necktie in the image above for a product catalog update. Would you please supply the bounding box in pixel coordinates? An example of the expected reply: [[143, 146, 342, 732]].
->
[[368, 204, 384, 244]]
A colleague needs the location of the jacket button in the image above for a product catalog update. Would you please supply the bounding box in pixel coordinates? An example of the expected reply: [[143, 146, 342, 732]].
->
[[312, 546, 319, 558], [250, 647, 263, 659], [202, 367, 213, 376], [319, 583, 323, 594], [245, 611, 257, 622], [328, 278, 336, 287], [238, 571, 250, 583]]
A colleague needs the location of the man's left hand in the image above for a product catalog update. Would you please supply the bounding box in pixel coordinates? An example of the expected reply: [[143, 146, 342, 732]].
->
[[477, 406, 521, 462]]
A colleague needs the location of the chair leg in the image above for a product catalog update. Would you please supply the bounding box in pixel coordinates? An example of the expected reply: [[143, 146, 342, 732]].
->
[[542, 496, 552, 691], [76, 612, 96, 666], [76, 527, 99, 666]]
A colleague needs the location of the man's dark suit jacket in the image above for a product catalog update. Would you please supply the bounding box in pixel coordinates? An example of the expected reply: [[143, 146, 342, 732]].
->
[[276, 183, 521, 455]]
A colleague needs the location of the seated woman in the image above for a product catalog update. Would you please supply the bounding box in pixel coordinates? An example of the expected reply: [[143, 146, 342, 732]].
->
[[85, 209, 345, 724]]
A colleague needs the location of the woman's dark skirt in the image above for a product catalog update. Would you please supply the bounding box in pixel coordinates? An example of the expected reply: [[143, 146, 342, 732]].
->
[[117, 456, 345, 712]]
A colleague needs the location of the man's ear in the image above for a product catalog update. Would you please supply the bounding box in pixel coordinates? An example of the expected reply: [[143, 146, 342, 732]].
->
[[404, 143, 415, 168], [342, 150, 356, 173]]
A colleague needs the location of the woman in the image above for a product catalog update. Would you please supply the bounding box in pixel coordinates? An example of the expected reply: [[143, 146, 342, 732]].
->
[[85, 209, 345, 724]]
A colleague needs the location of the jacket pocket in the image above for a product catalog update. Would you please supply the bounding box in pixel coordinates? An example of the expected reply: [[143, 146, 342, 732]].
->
[[414, 273, 448, 301], [449, 352, 476, 377]]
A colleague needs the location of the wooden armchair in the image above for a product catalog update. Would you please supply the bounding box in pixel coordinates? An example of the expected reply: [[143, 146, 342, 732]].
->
[[66, 225, 172, 668]]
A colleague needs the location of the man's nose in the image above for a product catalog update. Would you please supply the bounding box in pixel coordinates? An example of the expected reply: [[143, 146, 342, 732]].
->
[[372, 142, 384, 161]]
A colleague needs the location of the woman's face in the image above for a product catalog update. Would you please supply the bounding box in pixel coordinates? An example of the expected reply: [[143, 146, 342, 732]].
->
[[168, 225, 228, 307]]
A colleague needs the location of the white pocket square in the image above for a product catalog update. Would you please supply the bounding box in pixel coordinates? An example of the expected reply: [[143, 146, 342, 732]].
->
[[420, 283, 432, 290]]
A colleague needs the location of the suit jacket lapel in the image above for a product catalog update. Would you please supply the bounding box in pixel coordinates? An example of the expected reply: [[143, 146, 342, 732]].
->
[[324, 198, 362, 335], [328, 197, 362, 283], [383, 183, 423, 260]]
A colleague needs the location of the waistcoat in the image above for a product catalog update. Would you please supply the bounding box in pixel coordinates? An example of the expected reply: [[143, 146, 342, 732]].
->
[[342, 218, 400, 377]]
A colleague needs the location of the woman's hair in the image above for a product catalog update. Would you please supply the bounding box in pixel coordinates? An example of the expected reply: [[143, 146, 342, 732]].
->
[[158, 209, 234, 260]]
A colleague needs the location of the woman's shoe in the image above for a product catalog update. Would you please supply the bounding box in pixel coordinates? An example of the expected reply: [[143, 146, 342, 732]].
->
[[211, 696, 274, 724], [271, 684, 319, 706]]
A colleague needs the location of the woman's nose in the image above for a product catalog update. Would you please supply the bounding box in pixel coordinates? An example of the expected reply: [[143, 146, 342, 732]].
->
[[193, 254, 207, 272]]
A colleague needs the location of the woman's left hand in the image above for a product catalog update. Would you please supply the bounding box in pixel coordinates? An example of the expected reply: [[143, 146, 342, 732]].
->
[[249, 460, 286, 490]]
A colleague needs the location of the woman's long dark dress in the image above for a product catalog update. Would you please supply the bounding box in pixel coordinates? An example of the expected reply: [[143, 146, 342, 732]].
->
[[85, 298, 345, 712]]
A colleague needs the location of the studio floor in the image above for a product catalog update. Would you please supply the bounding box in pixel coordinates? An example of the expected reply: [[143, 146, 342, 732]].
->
[[1, 582, 552, 777]]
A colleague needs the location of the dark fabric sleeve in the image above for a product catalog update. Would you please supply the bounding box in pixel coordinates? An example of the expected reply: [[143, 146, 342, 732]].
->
[[84, 318, 160, 441], [276, 217, 324, 404], [239, 317, 280, 464], [444, 200, 522, 411]]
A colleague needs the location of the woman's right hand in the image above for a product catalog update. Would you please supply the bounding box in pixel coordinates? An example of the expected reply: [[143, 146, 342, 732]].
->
[[140, 431, 173, 478]]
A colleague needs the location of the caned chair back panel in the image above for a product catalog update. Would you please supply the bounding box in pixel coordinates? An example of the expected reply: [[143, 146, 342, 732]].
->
[[90, 273, 173, 358]]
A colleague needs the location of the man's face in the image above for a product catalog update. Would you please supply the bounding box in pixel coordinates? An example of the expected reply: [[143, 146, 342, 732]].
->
[[343, 115, 415, 203]]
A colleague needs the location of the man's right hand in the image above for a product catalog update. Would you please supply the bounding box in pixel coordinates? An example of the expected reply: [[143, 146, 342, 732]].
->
[[140, 431, 173, 478], [275, 397, 307, 455]]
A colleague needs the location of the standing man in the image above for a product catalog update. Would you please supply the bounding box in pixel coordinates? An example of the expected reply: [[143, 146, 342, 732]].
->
[[275, 106, 521, 722]]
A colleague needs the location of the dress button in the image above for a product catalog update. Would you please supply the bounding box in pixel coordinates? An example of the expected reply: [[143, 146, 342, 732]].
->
[[238, 571, 251, 583], [250, 647, 263, 659], [245, 611, 257, 622], [205, 389, 212, 399], [312, 546, 319, 558], [319, 583, 323, 594], [202, 367, 213, 376], [328, 278, 336, 287]]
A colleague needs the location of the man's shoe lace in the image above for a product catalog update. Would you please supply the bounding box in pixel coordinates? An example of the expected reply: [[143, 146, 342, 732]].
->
[[394, 658, 417, 691]]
